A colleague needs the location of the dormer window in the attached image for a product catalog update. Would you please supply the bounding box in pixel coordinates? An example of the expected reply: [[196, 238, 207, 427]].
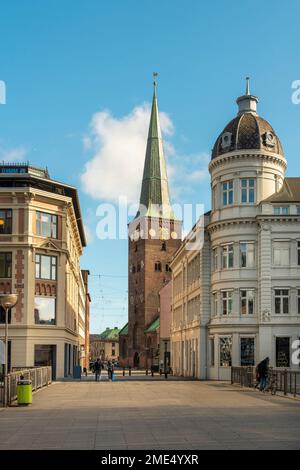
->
[[274, 206, 289, 215], [220, 132, 232, 149], [263, 131, 275, 147]]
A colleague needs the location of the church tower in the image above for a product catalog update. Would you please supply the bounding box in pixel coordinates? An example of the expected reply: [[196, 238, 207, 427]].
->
[[126, 77, 181, 368]]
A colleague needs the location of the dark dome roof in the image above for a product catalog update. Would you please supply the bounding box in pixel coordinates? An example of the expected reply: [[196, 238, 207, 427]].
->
[[212, 112, 284, 160]]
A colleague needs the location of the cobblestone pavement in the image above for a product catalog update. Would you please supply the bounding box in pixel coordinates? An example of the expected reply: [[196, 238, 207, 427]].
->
[[0, 378, 300, 450]]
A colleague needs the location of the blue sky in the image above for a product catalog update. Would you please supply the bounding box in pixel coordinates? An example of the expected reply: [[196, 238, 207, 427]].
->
[[1, 0, 300, 332]]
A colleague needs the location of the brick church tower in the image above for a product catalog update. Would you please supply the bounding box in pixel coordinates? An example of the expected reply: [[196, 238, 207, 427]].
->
[[123, 78, 181, 368]]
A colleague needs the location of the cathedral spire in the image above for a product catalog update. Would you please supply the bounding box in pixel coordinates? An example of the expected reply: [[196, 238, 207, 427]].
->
[[136, 75, 175, 219]]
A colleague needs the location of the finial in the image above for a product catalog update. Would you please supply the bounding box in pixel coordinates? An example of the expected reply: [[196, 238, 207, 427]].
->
[[153, 72, 158, 88], [246, 76, 250, 95]]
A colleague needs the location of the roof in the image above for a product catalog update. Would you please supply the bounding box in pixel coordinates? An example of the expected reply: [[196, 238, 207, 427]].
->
[[0, 163, 86, 247], [119, 323, 128, 336], [211, 85, 284, 160], [145, 317, 160, 333], [135, 82, 176, 220], [99, 327, 120, 341], [263, 178, 300, 203]]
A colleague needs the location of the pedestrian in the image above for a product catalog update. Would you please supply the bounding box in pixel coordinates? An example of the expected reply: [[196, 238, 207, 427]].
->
[[107, 360, 114, 381], [257, 357, 269, 391], [94, 358, 102, 382]]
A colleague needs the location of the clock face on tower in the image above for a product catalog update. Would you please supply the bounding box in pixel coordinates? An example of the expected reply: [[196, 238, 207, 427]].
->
[[159, 227, 169, 240]]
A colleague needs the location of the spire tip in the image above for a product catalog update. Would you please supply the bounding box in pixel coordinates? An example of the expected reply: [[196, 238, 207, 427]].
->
[[246, 76, 250, 95]]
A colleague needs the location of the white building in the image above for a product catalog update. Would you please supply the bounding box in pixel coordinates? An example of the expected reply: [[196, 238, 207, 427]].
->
[[171, 81, 300, 380]]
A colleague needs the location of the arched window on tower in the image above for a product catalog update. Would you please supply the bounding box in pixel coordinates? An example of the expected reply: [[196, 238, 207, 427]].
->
[[155, 261, 162, 272]]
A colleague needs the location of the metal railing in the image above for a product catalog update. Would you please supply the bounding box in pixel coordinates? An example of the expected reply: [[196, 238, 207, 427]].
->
[[231, 366, 300, 397], [0, 366, 52, 406]]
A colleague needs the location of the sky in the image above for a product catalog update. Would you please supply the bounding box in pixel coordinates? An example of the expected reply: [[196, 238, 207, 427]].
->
[[1, 0, 300, 333]]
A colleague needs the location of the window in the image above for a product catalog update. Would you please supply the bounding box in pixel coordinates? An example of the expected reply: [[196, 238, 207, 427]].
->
[[222, 291, 233, 315], [222, 181, 233, 206], [165, 264, 171, 272], [35, 254, 57, 280], [34, 297, 56, 325], [241, 338, 255, 366], [274, 289, 289, 314], [297, 207, 300, 215], [276, 337, 290, 367], [154, 261, 162, 272], [219, 337, 232, 367], [241, 179, 255, 203], [0, 252, 12, 278], [273, 242, 289, 266], [240, 242, 255, 268], [0, 307, 11, 324], [112, 349, 115, 356], [161, 242, 166, 251], [213, 292, 218, 316], [222, 244, 234, 269], [0, 209, 12, 234], [212, 187, 217, 210], [240, 290, 254, 315], [213, 248, 218, 271], [36, 211, 57, 238], [298, 290, 300, 314], [210, 338, 215, 366], [274, 206, 289, 215], [298, 242, 300, 266]]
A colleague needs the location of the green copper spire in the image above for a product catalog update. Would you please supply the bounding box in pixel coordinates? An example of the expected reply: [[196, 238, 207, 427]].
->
[[136, 75, 175, 219]]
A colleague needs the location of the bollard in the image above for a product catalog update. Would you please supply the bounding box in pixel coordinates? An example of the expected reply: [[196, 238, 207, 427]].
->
[[129, 366, 131, 376], [123, 367, 125, 376], [165, 371, 168, 380], [146, 369, 148, 375], [159, 369, 162, 375], [151, 369, 154, 377]]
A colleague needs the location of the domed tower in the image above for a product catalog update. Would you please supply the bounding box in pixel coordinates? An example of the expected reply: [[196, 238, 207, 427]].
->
[[207, 79, 287, 381]]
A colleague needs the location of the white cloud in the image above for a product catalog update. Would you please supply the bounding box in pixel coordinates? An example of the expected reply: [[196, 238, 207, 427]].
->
[[81, 103, 209, 205], [0, 146, 27, 162]]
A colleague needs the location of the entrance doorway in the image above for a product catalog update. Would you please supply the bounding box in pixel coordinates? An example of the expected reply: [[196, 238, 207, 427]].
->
[[133, 352, 140, 367]]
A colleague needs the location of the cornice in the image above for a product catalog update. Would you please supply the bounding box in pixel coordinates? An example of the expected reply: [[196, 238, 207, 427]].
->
[[208, 151, 287, 173]]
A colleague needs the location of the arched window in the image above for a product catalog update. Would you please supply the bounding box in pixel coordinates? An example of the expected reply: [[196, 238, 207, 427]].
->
[[161, 242, 166, 251], [155, 261, 162, 272], [165, 264, 172, 272]]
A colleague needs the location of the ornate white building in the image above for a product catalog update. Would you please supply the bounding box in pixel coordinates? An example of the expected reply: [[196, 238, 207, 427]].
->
[[170, 81, 300, 380]]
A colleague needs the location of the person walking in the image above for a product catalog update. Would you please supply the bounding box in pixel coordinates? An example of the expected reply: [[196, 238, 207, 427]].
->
[[107, 360, 114, 381], [94, 358, 102, 382], [257, 357, 269, 391]]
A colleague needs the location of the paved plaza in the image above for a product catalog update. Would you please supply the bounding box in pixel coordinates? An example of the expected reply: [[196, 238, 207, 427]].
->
[[0, 376, 300, 450]]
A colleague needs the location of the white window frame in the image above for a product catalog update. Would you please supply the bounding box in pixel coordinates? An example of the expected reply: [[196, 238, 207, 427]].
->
[[222, 244, 234, 269], [240, 242, 255, 268], [222, 290, 233, 316], [241, 178, 256, 204], [222, 180, 233, 207], [240, 289, 255, 315], [274, 289, 289, 315], [274, 206, 289, 215]]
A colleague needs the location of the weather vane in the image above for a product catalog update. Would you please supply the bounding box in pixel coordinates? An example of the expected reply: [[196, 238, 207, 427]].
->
[[153, 72, 158, 87]]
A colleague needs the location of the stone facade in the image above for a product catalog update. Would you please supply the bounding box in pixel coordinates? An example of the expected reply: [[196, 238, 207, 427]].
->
[[171, 85, 300, 379], [0, 164, 89, 379]]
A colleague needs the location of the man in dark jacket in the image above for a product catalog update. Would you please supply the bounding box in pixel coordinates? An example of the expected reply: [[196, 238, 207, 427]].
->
[[257, 357, 269, 391], [94, 358, 102, 381]]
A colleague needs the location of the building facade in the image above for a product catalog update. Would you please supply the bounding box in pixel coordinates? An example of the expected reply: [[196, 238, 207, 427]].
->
[[119, 79, 181, 368], [171, 82, 300, 380], [0, 164, 88, 379], [90, 327, 119, 362]]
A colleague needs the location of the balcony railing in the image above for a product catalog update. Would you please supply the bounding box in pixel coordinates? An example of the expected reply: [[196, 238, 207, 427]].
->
[[231, 366, 300, 397], [0, 366, 52, 406]]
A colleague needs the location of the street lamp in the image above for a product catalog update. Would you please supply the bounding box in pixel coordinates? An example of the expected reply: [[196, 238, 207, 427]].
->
[[0, 294, 18, 406]]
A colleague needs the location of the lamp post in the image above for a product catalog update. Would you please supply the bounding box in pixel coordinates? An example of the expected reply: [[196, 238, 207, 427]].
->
[[0, 294, 18, 406]]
